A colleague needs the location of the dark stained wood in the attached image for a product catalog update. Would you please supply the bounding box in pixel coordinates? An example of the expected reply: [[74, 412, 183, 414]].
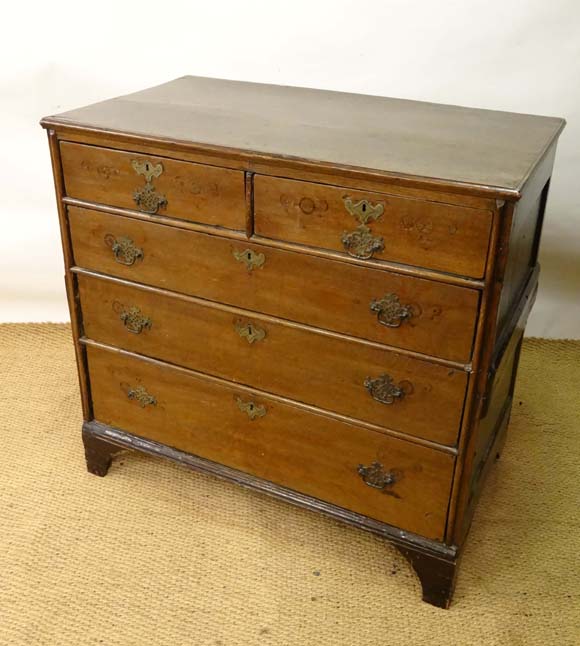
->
[[60, 141, 246, 230], [41, 76, 565, 197], [82, 424, 125, 476], [68, 206, 480, 363], [77, 271, 468, 446], [395, 545, 458, 609], [254, 175, 492, 278], [86, 343, 456, 540]]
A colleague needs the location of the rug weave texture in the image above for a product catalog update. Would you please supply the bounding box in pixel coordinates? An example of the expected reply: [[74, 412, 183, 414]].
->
[[0, 324, 578, 645]]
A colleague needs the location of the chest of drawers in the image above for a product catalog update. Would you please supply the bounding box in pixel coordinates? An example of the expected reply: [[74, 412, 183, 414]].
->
[[41, 76, 564, 608]]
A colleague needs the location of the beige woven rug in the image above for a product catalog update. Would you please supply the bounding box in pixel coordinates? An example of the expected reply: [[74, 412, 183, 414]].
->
[[0, 324, 578, 645]]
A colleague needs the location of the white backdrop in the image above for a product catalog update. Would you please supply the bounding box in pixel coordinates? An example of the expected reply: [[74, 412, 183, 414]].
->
[[1, 0, 578, 336]]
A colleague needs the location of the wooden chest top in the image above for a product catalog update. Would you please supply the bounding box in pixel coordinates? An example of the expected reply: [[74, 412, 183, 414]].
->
[[41, 75, 564, 198]]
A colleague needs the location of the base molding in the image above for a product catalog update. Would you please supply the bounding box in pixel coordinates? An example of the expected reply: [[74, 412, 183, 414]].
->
[[82, 420, 460, 608]]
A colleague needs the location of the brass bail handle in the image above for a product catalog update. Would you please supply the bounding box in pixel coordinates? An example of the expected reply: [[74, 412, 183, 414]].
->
[[364, 374, 413, 405], [357, 462, 397, 491], [370, 293, 414, 328], [105, 234, 144, 267]]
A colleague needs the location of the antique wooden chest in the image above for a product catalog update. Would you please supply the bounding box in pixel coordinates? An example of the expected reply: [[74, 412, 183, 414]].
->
[[41, 77, 564, 607]]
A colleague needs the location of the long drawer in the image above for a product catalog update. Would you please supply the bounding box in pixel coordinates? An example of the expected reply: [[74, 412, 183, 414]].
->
[[78, 272, 468, 445], [86, 343, 455, 540], [254, 175, 493, 278], [69, 206, 480, 362], [60, 142, 247, 230]]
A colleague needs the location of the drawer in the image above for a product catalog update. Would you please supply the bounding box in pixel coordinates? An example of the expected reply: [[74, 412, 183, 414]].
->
[[78, 273, 468, 445], [69, 206, 479, 362], [86, 343, 455, 540], [254, 175, 493, 278], [60, 142, 246, 230]]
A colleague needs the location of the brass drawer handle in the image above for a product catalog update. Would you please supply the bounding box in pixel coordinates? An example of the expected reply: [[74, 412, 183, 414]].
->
[[370, 293, 413, 328], [105, 234, 144, 266], [342, 196, 385, 260], [236, 397, 266, 420], [116, 304, 152, 334], [233, 248, 265, 271], [127, 385, 157, 408], [357, 461, 396, 491], [235, 321, 266, 344], [132, 158, 167, 214], [364, 374, 412, 405]]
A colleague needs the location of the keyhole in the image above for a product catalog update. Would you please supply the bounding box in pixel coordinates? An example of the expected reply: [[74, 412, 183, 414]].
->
[[247, 252, 252, 260], [248, 403, 254, 411], [145, 163, 150, 172], [362, 203, 367, 212]]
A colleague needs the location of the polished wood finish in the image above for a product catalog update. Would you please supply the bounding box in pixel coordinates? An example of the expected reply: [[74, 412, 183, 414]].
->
[[86, 343, 454, 540], [254, 175, 492, 278], [41, 76, 564, 197], [60, 142, 246, 230], [77, 271, 468, 445], [42, 77, 565, 608], [69, 206, 480, 363]]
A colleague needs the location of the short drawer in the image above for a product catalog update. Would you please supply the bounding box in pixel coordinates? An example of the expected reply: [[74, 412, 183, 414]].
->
[[69, 206, 480, 362], [60, 142, 246, 230], [86, 343, 455, 540], [254, 175, 493, 278], [78, 273, 468, 445]]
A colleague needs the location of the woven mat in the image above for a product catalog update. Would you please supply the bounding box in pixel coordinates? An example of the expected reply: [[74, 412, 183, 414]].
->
[[0, 324, 578, 645]]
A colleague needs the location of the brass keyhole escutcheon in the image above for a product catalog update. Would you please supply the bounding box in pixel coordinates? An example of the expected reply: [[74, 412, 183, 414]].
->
[[233, 248, 266, 271], [235, 321, 266, 344], [236, 397, 266, 420]]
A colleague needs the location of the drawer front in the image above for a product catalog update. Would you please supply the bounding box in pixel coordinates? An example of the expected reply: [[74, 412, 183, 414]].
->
[[78, 273, 468, 445], [60, 142, 246, 230], [254, 175, 493, 278], [87, 344, 454, 540], [69, 206, 479, 362]]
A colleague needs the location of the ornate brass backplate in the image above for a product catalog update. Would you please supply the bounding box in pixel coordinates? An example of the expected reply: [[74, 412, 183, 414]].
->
[[131, 158, 167, 214], [236, 397, 266, 420], [357, 462, 396, 491], [342, 196, 385, 259], [342, 226, 385, 260], [370, 293, 413, 328], [105, 235, 144, 266], [364, 373, 411, 405], [235, 321, 266, 344], [127, 385, 157, 408], [117, 304, 152, 334], [233, 248, 266, 271]]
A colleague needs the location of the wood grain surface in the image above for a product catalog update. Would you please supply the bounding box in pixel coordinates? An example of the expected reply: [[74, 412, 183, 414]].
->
[[68, 206, 480, 362], [78, 272, 468, 445], [60, 141, 246, 230], [86, 343, 455, 540], [255, 175, 492, 278]]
